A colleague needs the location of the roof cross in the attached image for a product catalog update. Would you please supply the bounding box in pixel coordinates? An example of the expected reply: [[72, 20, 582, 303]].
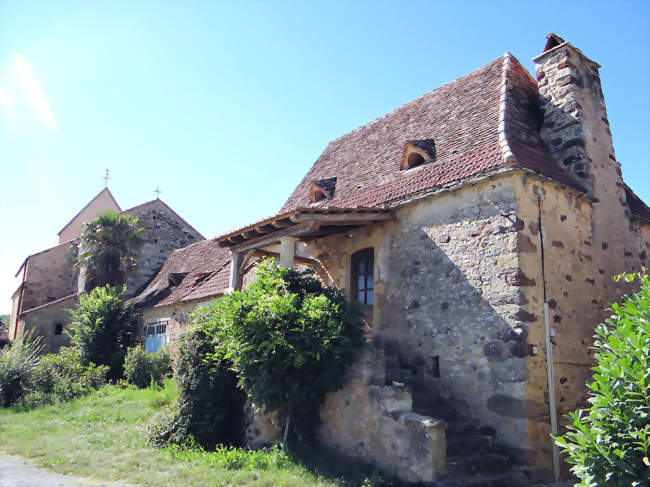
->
[[103, 169, 110, 187], [154, 186, 162, 199]]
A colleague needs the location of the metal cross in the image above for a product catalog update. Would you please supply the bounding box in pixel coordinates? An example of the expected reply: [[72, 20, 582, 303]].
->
[[103, 169, 110, 187], [154, 186, 162, 199]]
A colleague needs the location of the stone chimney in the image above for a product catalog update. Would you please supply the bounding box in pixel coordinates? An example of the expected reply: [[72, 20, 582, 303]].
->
[[533, 34, 627, 215]]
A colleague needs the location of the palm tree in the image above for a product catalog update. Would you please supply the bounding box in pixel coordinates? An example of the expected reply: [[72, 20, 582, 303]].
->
[[76, 210, 144, 290]]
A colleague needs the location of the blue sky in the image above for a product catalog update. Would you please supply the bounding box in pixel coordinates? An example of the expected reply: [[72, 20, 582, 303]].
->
[[1, 1, 649, 313]]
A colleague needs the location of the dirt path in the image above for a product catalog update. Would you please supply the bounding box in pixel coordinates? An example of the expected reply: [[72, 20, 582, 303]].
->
[[0, 455, 130, 487]]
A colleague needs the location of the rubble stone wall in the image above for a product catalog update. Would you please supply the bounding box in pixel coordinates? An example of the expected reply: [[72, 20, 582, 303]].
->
[[18, 295, 78, 354], [20, 244, 78, 312], [140, 299, 213, 355], [515, 175, 649, 479], [125, 202, 204, 297]]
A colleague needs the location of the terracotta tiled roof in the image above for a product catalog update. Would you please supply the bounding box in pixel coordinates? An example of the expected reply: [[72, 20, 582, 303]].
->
[[280, 54, 583, 213], [625, 185, 650, 222], [132, 240, 230, 308]]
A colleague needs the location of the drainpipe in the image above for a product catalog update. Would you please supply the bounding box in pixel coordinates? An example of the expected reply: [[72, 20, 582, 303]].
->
[[536, 192, 560, 482]]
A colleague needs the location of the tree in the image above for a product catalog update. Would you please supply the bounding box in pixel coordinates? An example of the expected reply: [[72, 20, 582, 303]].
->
[[148, 325, 246, 449], [555, 271, 650, 486], [205, 259, 366, 441], [77, 210, 144, 290], [67, 285, 139, 380]]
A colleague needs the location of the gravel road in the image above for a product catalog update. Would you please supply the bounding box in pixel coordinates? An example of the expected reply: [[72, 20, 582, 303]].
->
[[0, 455, 130, 487]]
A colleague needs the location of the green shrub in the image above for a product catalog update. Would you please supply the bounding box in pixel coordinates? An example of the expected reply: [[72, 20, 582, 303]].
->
[[0, 332, 43, 407], [124, 345, 172, 389], [555, 271, 650, 486], [67, 284, 139, 380], [148, 326, 246, 449], [205, 259, 365, 439], [23, 346, 108, 407]]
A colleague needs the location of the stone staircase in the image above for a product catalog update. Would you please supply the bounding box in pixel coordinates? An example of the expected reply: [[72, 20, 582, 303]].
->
[[383, 346, 530, 486], [433, 420, 528, 487]]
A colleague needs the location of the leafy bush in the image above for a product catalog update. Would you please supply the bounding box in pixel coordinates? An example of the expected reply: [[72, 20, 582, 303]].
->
[[148, 325, 246, 449], [0, 332, 43, 407], [206, 259, 365, 439], [67, 284, 139, 380], [23, 346, 108, 407], [124, 345, 172, 389], [555, 271, 650, 486]]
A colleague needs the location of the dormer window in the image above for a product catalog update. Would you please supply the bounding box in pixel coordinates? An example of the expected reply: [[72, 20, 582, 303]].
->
[[400, 139, 436, 170], [407, 152, 425, 167], [310, 177, 337, 203]]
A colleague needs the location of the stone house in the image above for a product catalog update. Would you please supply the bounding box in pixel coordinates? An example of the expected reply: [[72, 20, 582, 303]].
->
[[130, 239, 231, 353], [8, 188, 204, 353], [211, 34, 649, 484]]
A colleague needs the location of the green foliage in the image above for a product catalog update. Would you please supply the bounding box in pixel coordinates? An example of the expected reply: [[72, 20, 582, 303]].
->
[[123, 345, 172, 389], [77, 209, 144, 289], [205, 259, 365, 436], [148, 325, 246, 449], [0, 332, 43, 407], [23, 346, 108, 407], [67, 285, 139, 380], [555, 271, 650, 486], [0, 316, 9, 350]]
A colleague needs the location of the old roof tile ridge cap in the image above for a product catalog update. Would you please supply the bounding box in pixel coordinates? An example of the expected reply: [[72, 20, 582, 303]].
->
[[498, 52, 517, 166], [20, 293, 81, 316]]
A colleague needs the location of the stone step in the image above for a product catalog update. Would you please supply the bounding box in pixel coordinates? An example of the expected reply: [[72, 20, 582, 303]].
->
[[447, 434, 493, 456], [433, 470, 529, 487], [445, 421, 479, 436], [447, 453, 512, 477], [421, 403, 458, 421]]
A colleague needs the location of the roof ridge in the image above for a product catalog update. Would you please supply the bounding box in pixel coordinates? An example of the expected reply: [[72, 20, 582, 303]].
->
[[121, 199, 206, 240], [498, 53, 516, 165]]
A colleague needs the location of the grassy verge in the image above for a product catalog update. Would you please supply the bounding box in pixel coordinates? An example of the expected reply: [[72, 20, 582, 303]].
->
[[0, 380, 336, 487]]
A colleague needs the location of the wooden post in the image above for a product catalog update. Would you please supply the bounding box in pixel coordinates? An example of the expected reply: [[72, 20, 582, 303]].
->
[[279, 237, 298, 269], [229, 250, 243, 291]]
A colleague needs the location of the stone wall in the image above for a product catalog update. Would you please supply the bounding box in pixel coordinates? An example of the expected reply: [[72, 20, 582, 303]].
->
[[124, 202, 204, 297], [514, 175, 648, 479], [18, 295, 78, 354], [320, 345, 447, 483], [140, 298, 212, 354], [20, 243, 78, 312], [293, 175, 533, 481], [293, 171, 648, 482]]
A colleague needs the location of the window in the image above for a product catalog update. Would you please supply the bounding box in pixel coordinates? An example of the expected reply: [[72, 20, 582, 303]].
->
[[54, 323, 63, 336], [351, 248, 374, 305], [407, 152, 425, 168], [144, 320, 168, 353], [310, 177, 337, 203], [400, 139, 436, 170]]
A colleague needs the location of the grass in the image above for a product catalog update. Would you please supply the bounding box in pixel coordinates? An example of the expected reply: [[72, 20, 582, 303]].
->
[[0, 380, 342, 487]]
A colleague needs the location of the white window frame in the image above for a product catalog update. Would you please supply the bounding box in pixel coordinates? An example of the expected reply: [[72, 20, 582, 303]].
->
[[144, 320, 168, 353]]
